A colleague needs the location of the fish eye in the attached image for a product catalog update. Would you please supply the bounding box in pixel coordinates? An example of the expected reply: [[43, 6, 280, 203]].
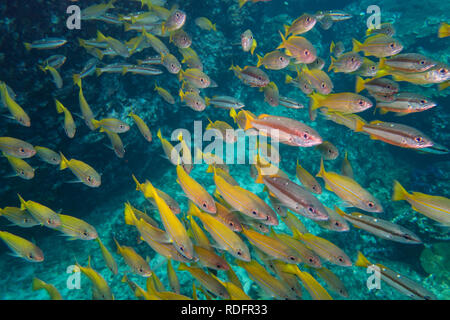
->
[[236, 250, 242, 256], [420, 100, 426, 104], [83, 231, 89, 237], [304, 49, 310, 56], [20, 170, 25, 175], [367, 201, 375, 208], [308, 207, 314, 212], [350, 57, 355, 62], [334, 221, 341, 227], [229, 222, 234, 227], [19, 148, 25, 154], [216, 264, 222, 269], [306, 17, 311, 22], [87, 176, 93, 182], [420, 60, 425, 65], [308, 257, 314, 263], [439, 68, 447, 74], [371, 66, 376, 70], [415, 136, 424, 143], [338, 256, 345, 263], [179, 246, 184, 252], [303, 133, 309, 139], [386, 85, 391, 89], [279, 56, 284, 61], [389, 43, 395, 48], [358, 99, 364, 106], [202, 202, 207, 208], [289, 256, 296, 261], [321, 82, 326, 88], [252, 210, 257, 216], [328, 149, 332, 153], [139, 267, 143, 273], [28, 253, 34, 259]]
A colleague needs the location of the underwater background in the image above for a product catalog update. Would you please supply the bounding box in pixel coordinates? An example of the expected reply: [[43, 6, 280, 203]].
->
[[0, 0, 449, 300]]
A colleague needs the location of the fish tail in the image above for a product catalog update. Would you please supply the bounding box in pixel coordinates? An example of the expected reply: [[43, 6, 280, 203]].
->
[[178, 89, 185, 101], [354, 117, 366, 132], [23, 42, 31, 51], [392, 180, 409, 201], [32, 278, 44, 291], [242, 111, 254, 130], [355, 251, 371, 268], [277, 31, 286, 50], [187, 201, 201, 218], [177, 69, 184, 82], [316, 157, 325, 178], [352, 38, 362, 53], [205, 96, 210, 106], [256, 54, 263, 68], [229, 108, 238, 123], [205, 164, 215, 173], [95, 68, 103, 77], [438, 22, 449, 38], [55, 99, 65, 114], [113, 237, 121, 254], [157, 128, 163, 141], [378, 57, 386, 70], [250, 39, 257, 55], [238, 0, 247, 8], [212, 23, 217, 32], [254, 164, 264, 184], [283, 25, 290, 38], [333, 206, 346, 217], [177, 262, 188, 271], [285, 74, 293, 84], [329, 41, 335, 54], [355, 76, 366, 93], [123, 202, 137, 226], [59, 152, 69, 170], [438, 81, 450, 91], [328, 56, 336, 72], [72, 74, 81, 86], [17, 193, 26, 210], [96, 30, 107, 42], [90, 119, 100, 130], [131, 174, 142, 192], [308, 92, 322, 111]]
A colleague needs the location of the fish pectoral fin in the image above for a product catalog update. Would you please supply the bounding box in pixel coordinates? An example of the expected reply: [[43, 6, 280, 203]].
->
[[369, 135, 379, 140], [64, 179, 83, 184]]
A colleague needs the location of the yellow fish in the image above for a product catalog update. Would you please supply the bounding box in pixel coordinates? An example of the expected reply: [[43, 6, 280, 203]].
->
[[114, 238, 152, 277], [35, 146, 61, 165], [56, 214, 98, 240], [60, 152, 101, 187], [95, 237, 118, 275], [0, 230, 44, 262], [55, 99, 76, 138], [39, 64, 63, 88], [18, 194, 61, 228], [75, 79, 95, 130], [128, 111, 152, 142], [32, 278, 63, 300], [3, 153, 35, 180], [0, 82, 30, 127], [167, 259, 180, 294], [75, 257, 114, 300]]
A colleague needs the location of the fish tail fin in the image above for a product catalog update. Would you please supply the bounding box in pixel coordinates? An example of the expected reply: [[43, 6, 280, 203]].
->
[[123, 202, 137, 226], [438, 81, 450, 91], [277, 31, 286, 50], [354, 117, 366, 132], [242, 111, 254, 130], [177, 69, 184, 82], [72, 74, 81, 86], [352, 38, 363, 53], [250, 39, 257, 55], [333, 206, 346, 217], [328, 56, 336, 72], [95, 68, 103, 77], [378, 57, 386, 70], [316, 157, 325, 178], [113, 237, 121, 254], [205, 96, 210, 106], [157, 128, 163, 141], [308, 92, 323, 111], [238, 0, 247, 8], [177, 262, 188, 271], [283, 25, 290, 38], [178, 89, 185, 101], [17, 193, 26, 210], [187, 201, 201, 218], [205, 164, 215, 173], [23, 42, 31, 51], [32, 278, 44, 291], [91, 119, 100, 130], [256, 54, 263, 68], [96, 30, 107, 42], [355, 76, 366, 93], [59, 152, 69, 170], [392, 180, 409, 201], [123, 22, 132, 32], [355, 251, 371, 268], [330, 41, 335, 54], [131, 174, 142, 192], [212, 23, 217, 32], [438, 22, 449, 38], [229, 108, 238, 123]]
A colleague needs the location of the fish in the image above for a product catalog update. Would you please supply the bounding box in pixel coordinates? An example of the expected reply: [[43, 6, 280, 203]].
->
[[317, 158, 383, 213], [91, 118, 130, 133], [213, 168, 278, 224], [205, 96, 245, 110], [141, 29, 170, 55], [256, 51, 290, 70], [352, 34, 403, 57], [278, 97, 304, 110], [314, 206, 350, 232], [154, 83, 175, 104], [3, 153, 35, 180], [262, 81, 279, 106], [186, 213, 211, 249], [382, 64, 450, 85], [271, 261, 303, 299], [188, 202, 251, 261], [179, 68, 210, 88], [44, 55, 66, 69], [229, 64, 270, 87], [59, 152, 101, 187], [23, 38, 67, 50], [213, 201, 242, 232], [356, 77, 399, 95], [334, 206, 421, 243], [241, 29, 257, 55], [330, 41, 345, 57], [0, 82, 30, 127], [438, 22, 450, 38], [285, 73, 313, 94], [206, 119, 236, 143], [32, 278, 63, 300], [376, 93, 436, 115], [179, 89, 206, 111], [316, 141, 339, 160], [284, 13, 317, 36], [114, 238, 152, 277], [81, 0, 115, 20], [321, 111, 367, 132], [313, 267, 348, 298], [39, 64, 63, 89], [156, 129, 181, 165], [0, 231, 44, 262], [96, 237, 118, 275], [95, 63, 134, 76], [239, 0, 272, 8], [160, 53, 181, 74], [354, 120, 435, 149], [161, 9, 186, 35], [261, 175, 328, 221], [379, 53, 437, 73], [355, 252, 436, 300], [281, 210, 308, 236], [243, 227, 302, 264], [392, 181, 450, 226], [300, 66, 334, 94], [18, 194, 61, 228], [277, 32, 317, 64], [366, 22, 395, 37], [55, 214, 98, 240], [194, 245, 229, 271], [178, 263, 229, 299], [179, 47, 203, 70], [75, 79, 96, 130], [121, 65, 163, 76], [340, 151, 354, 178], [230, 110, 322, 147], [167, 259, 180, 294], [236, 259, 296, 300], [195, 17, 216, 31], [210, 273, 251, 300], [55, 99, 76, 138], [0, 206, 39, 228], [0, 137, 36, 158], [169, 29, 192, 48], [128, 111, 152, 142], [352, 58, 378, 77], [96, 31, 129, 58], [309, 92, 373, 114], [328, 52, 363, 73], [295, 231, 352, 267], [75, 257, 114, 300], [281, 264, 332, 300], [176, 165, 216, 213], [143, 178, 195, 260]]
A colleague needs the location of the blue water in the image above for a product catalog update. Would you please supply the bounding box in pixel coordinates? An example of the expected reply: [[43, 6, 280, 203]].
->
[[0, 0, 448, 300]]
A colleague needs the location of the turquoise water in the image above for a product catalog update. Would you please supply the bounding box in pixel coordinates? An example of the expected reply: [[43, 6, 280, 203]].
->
[[0, 0, 448, 300]]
